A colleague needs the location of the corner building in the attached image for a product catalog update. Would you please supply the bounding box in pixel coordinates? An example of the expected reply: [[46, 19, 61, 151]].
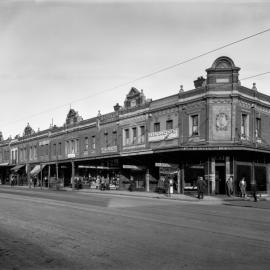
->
[[0, 56, 270, 195]]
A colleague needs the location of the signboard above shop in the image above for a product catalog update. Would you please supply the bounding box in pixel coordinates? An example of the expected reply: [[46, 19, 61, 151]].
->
[[148, 128, 179, 142], [155, 163, 178, 168]]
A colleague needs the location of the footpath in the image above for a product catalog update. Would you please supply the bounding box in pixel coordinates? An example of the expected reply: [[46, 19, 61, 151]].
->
[[1, 184, 269, 204]]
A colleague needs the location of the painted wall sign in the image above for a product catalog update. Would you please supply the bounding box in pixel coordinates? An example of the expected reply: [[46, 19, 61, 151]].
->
[[122, 144, 146, 151], [148, 128, 179, 142], [101, 146, 117, 154]]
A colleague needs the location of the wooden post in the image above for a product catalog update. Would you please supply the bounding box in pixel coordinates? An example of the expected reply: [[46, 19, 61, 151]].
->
[[145, 169, 150, 192], [181, 163, 185, 194], [177, 169, 181, 194], [40, 164, 43, 190], [71, 161, 75, 190], [48, 164, 51, 188]]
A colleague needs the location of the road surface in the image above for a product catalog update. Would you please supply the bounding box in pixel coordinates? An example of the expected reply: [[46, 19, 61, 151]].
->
[[0, 188, 269, 270]]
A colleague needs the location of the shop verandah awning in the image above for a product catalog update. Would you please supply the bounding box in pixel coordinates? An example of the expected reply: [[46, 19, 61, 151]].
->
[[0, 162, 9, 167], [30, 165, 42, 176], [10, 164, 25, 172]]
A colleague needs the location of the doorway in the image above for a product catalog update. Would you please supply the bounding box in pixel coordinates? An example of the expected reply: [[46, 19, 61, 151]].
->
[[215, 165, 226, 194]]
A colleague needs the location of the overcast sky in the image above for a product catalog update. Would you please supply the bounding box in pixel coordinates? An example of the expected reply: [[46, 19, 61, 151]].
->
[[0, 0, 269, 138]]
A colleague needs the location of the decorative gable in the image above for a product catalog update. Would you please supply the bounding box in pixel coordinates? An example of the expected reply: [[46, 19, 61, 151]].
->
[[124, 87, 146, 109], [65, 108, 83, 126]]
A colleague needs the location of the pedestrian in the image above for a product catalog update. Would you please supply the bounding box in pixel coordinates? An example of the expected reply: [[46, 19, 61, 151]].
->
[[226, 176, 233, 196], [251, 182, 258, 202], [239, 177, 247, 198], [196, 176, 207, 199], [164, 177, 169, 196]]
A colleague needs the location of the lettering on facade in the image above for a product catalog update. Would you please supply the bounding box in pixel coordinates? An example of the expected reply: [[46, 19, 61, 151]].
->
[[148, 128, 179, 142], [122, 144, 146, 151], [216, 113, 229, 131], [155, 163, 178, 168], [101, 146, 117, 154]]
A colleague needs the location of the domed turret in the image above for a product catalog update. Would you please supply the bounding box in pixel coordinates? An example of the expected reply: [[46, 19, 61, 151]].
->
[[206, 56, 240, 90]]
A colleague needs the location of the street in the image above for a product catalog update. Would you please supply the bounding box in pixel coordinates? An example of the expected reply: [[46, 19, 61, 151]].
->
[[0, 188, 270, 270]]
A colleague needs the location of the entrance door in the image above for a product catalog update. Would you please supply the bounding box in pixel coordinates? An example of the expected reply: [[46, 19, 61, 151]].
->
[[215, 165, 226, 194]]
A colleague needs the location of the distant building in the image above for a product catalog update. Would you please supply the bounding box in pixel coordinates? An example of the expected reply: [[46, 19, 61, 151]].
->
[[0, 56, 269, 195]]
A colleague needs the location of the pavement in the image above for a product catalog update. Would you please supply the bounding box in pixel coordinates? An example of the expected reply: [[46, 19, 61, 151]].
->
[[1, 184, 269, 203]]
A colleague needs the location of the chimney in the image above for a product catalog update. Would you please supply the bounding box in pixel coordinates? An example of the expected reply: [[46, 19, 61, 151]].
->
[[194, 76, 206, 88]]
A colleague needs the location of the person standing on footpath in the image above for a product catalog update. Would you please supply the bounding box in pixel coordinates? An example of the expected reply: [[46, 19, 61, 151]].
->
[[251, 182, 258, 202], [226, 176, 233, 197], [196, 176, 207, 199], [239, 177, 247, 198]]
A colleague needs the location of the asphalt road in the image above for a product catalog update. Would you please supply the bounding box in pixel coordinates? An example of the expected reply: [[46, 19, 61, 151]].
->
[[0, 188, 269, 270]]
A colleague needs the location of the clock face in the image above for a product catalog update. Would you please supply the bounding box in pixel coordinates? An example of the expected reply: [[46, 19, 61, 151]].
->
[[216, 113, 228, 131]]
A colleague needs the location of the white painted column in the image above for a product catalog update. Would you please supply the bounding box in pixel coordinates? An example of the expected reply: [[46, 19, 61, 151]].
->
[[225, 156, 231, 181], [210, 157, 215, 195], [145, 169, 150, 192]]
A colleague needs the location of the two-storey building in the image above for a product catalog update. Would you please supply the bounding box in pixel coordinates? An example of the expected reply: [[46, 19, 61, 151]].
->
[[0, 56, 269, 195]]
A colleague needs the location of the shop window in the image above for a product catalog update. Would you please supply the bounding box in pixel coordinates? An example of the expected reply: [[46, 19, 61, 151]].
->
[[154, 122, 160, 132], [190, 115, 199, 136], [255, 118, 261, 139], [132, 127, 137, 144], [241, 114, 248, 138], [166, 120, 173, 130]]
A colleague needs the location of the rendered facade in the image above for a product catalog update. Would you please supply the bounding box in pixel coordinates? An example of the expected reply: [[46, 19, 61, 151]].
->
[[0, 56, 270, 195]]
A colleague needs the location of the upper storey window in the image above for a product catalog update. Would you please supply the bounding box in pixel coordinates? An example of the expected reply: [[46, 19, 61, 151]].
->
[[241, 114, 249, 139], [166, 120, 173, 130], [255, 118, 261, 139], [154, 122, 160, 132], [190, 115, 199, 136]]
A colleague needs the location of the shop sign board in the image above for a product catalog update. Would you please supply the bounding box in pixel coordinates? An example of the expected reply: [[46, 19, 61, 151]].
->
[[122, 144, 146, 151], [155, 163, 178, 168], [67, 153, 76, 158], [101, 146, 117, 154], [148, 128, 178, 142]]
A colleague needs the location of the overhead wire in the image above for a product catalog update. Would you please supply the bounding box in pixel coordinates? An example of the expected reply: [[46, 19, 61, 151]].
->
[[0, 27, 270, 129]]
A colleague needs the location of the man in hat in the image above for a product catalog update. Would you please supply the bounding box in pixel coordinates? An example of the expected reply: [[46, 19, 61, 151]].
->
[[196, 176, 207, 199]]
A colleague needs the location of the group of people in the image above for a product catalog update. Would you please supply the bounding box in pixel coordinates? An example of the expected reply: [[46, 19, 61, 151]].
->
[[196, 176, 258, 201]]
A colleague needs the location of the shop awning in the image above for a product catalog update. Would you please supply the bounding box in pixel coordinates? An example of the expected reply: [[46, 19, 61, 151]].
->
[[123, 165, 146, 171], [10, 164, 25, 172], [30, 165, 41, 176], [0, 162, 9, 167]]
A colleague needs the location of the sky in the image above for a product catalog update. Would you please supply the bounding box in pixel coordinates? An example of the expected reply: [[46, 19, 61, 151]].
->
[[0, 0, 269, 138]]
